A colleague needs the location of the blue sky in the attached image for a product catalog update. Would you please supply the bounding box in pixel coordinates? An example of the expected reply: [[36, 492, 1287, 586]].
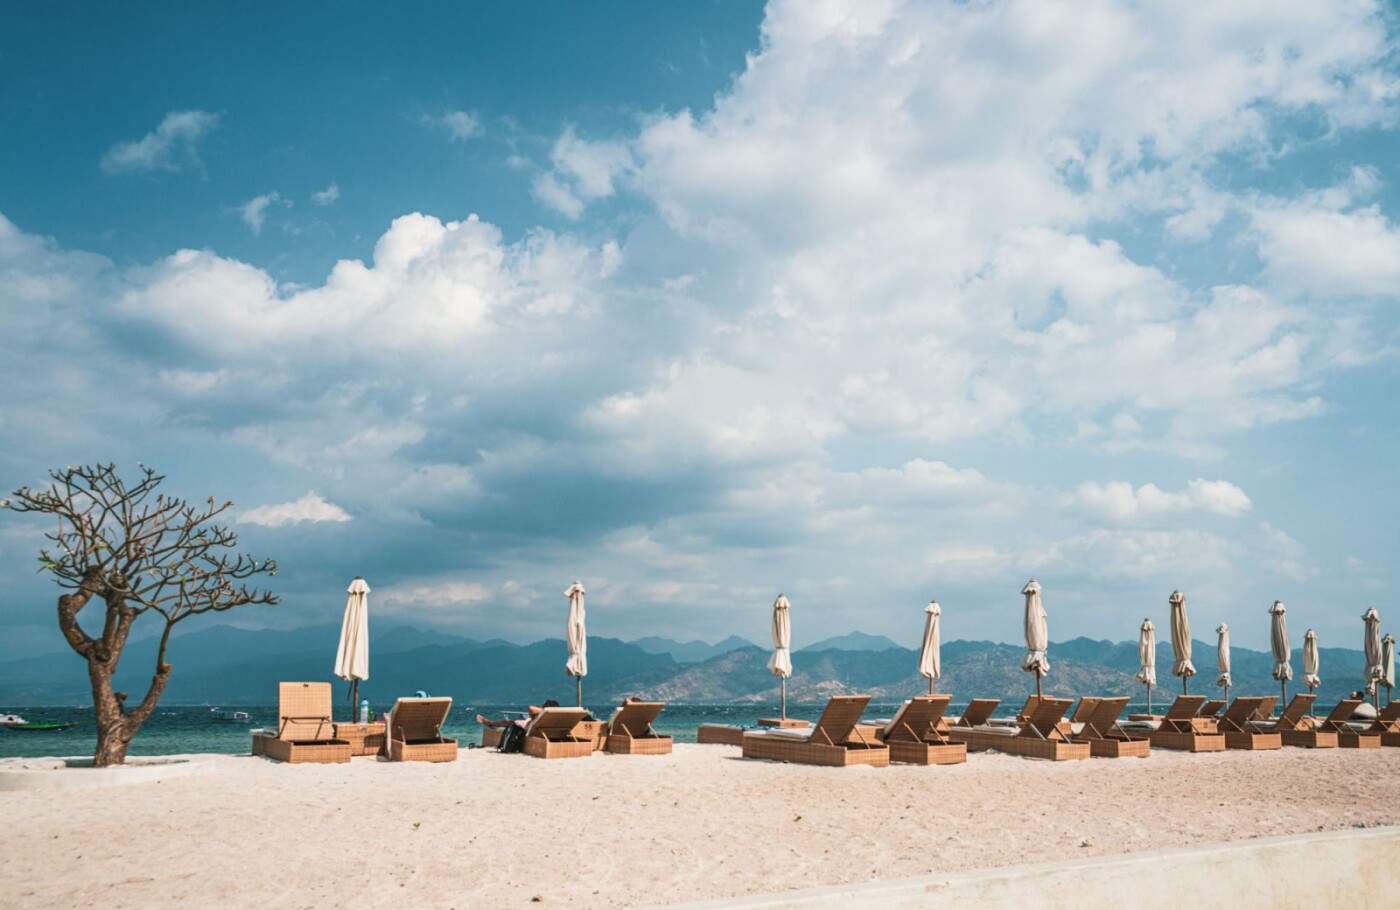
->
[[2, 1, 1398, 667]]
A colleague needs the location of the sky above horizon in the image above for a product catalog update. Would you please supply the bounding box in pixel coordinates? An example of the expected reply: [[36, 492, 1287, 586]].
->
[[2, 1, 1399, 667]]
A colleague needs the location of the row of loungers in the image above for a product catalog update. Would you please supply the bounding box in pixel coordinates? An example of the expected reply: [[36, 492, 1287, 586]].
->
[[710, 693, 1400, 767]]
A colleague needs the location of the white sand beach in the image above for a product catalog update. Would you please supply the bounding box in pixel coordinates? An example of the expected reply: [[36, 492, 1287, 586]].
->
[[4, 744, 1399, 908]]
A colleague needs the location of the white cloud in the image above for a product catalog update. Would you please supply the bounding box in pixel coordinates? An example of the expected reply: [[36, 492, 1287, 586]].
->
[[240, 191, 288, 235], [1075, 479, 1253, 520], [423, 110, 483, 142], [312, 183, 340, 206], [238, 493, 352, 527], [533, 127, 632, 218], [100, 110, 220, 175], [376, 579, 493, 611]]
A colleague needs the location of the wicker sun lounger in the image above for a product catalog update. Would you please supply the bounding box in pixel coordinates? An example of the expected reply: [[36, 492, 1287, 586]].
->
[[1367, 702, 1400, 747], [947, 697, 1090, 761], [603, 701, 673, 755], [1317, 699, 1382, 749], [259, 682, 353, 764], [1070, 696, 1149, 758], [741, 695, 889, 767], [866, 695, 967, 765], [1149, 695, 1225, 752], [386, 697, 458, 762], [521, 707, 594, 759], [1217, 697, 1282, 750], [1245, 693, 1334, 748]]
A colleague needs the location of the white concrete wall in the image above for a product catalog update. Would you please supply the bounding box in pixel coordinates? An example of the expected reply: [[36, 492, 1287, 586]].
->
[[663, 826, 1400, 910]]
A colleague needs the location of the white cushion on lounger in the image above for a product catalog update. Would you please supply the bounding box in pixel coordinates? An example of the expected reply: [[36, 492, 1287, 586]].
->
[[881, 701, 913, 738], [1117, 719, 1160, 732], [1069, 722, 1085, 735], [759, 727, 813, 741], [967, 724, 1019, 736]]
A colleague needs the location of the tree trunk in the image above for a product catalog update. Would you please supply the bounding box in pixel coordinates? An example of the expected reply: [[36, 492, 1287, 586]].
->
[[89, 657, 131, 767]]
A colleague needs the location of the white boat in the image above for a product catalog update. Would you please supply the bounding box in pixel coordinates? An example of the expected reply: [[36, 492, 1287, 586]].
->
[[209, 707, 251, 723], [0, 713, 28, 726]]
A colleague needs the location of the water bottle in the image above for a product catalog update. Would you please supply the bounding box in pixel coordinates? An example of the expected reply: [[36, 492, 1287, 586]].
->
[[359, 699, 369, 724]]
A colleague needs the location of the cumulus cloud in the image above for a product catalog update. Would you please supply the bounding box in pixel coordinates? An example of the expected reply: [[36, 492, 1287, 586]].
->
[[238, 493, 352, 527], [532, 127, 633, 218], [240, 191, 288, 235], [311, 183, 341, 206], [100, 110, 220, 175], [423, 110, 483, 142], [1075, 479, 1253, 520]]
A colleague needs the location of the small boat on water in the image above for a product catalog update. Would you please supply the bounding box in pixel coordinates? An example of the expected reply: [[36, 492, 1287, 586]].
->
[[3, 716, 77, 731], [209, 707, 251, 723], [0, 713, 27, 726]]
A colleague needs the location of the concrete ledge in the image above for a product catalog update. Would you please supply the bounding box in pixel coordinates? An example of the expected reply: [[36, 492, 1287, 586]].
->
[[661, 825, 1400, 909], [0, 755, 212, 792]]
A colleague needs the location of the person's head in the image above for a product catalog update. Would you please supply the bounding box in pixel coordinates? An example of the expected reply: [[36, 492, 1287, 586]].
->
[[542, 699, 560, 709]]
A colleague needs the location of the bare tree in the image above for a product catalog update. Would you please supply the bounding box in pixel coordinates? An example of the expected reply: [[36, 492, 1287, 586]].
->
[[4, 464, 278, 766]]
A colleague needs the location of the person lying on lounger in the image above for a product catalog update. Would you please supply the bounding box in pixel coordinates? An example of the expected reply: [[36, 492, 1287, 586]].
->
[[476, 699, 562, 729]]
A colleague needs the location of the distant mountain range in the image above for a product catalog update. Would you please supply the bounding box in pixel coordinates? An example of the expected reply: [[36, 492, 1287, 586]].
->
[[0, 622, 1380, 711]]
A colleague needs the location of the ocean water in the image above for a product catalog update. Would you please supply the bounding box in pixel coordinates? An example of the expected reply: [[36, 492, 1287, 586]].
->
[[0, 699, 1169, 759]]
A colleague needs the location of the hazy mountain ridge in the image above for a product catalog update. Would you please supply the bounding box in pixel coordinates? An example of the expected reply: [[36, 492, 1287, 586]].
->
[[0, 624, 1378, 708]]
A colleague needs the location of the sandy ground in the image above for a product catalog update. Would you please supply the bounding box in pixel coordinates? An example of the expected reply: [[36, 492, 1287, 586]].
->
[[3, 743, 1399, 909]]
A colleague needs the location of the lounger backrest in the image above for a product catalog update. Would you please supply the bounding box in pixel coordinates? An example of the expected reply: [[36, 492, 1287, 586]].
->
[[957, 698, 1000, 727], [1198, 700, 1226, 718], [1253, 696, 1278, 720], [1274, 694, 1315, 731], [810, 695, 872, 746], [1164, 695, 1208, 720], [1069, 697, 1099, 724], [278, 681, 334, 742], [1020, 697, 1073, 741], [883, 695, 951, 743], [1015, 696, 1041, 722], [524, 707, 590, 740], [1219, 697, 1267, 732], [388, 697, 452, 743], [1376, 703, 1400, 726], [610, 701, 665, 738], [1320, 699, 1363, 730], [1082, 697, 1129, 740]]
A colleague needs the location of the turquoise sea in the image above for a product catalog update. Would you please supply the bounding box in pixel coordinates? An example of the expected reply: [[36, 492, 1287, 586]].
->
[[0, 699, 1168, 758]]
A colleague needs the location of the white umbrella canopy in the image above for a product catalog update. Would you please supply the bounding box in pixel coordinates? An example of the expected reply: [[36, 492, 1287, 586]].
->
[[1021, 579, 1049, 696], [1384, 634, 1396, 705], [919, 600, 942, 695], [1363, 607, 1383, 705], [565, 581, 587, 706], [1135, 618, 1156, 712], [1216, 623, 1232, 698], [1169, 590, 1195, 693], [767, 594, 793, 718], [1269, 600, 1292, 704], [1303, 629, 1321, 690], [333, 577, 371, 715]]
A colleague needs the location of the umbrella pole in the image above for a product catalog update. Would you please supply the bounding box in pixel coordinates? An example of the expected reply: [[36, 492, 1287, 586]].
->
[[781, 678, 787, 721], [575, 676, 582, 709], [1182, 677, 1188, 696], [928, 677, 934, 696], [1035, 670, 1042, 699], [350, 679, 358, 720], [1146, 682, 1151, 715], [1280, 678, 1286, 709]]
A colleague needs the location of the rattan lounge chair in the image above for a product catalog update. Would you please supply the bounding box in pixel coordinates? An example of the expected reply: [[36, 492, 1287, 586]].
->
[[259, 682, 353, 764], [519, 707, 594, 759], [741, 695, 889, 767], [1149, 695, 1225, 752], [1217, 696, 1282, 750], [951, 698, 1001, 728], [386, 697, 458, 762], [947, 697, 1091, 761], [1198, 699, 1226, 719], [1069, 696, 1149, 758], [1248, 694, 1336, 748], [866, 695, 967, 765], [603, 701, 673, 755], [1317, 699, 1382, 749], [1366, 702, 1400, 746]]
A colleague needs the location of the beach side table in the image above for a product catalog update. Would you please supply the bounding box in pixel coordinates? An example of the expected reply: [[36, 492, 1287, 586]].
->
[[333, 721, 387, 756], [756, 717, 810, 728]]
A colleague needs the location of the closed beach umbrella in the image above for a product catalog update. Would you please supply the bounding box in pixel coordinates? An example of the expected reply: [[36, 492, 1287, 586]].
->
[[1216, 623, 1232, 701], [767, 594, 793, 719], [565, 581, 587, 707], [1269, 600, 1292, 705], [1135, 618, 1156, 713], [919, 600, 942, 695], [1021, 579, 1049, 697], [1384, 634, 1396, 707], [1169, 590, 1195, 694], [1303, 629, 1321, 691], [1363, 607, 1383, 708], [333, 576, 371, 715]]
